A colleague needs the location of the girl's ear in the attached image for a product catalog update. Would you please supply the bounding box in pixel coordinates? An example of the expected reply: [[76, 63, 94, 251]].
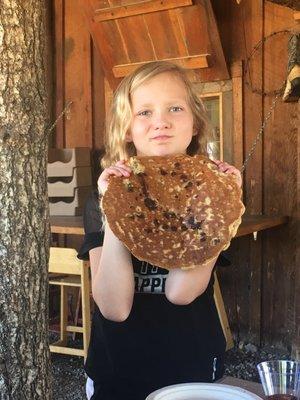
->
[[192, 128, 198, 136], [125, 131, 132, 142]]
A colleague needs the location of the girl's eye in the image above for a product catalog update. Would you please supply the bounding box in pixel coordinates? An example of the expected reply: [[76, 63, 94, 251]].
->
[[170, 106, 183, 112], [137, 110, 151, 117]]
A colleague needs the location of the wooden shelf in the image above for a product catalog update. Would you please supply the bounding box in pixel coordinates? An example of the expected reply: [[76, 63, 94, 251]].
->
[[113, 54, 210, 78], [50, 215, 289, 236], [94, 0, 193, 22], [235, 215, 289, 238]]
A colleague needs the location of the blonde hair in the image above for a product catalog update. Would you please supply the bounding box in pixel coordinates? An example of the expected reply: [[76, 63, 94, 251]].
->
[[101, 61, 212, 168]]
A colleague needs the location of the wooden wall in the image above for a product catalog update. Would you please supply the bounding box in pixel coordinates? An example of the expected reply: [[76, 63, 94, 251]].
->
[[52, 0, 299, 354], [213, 0, 299, 354]]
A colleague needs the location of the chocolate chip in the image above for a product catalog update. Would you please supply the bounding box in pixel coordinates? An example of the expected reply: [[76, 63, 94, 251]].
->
[[180, 174, 188, 181], [144, 228, 152, 234], [171, 171, 177, 176], [174, 162, 181, 168], [184, 216, 203, 230], [184, 181, 193, 189], [163, 211, 176, 219], [160, 168, 168, 175], [170, 226, 177, 231], [144, 197, 157, 210], [135, 213, 145, 219]]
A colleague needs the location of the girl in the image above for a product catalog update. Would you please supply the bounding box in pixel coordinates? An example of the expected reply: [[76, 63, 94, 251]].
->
[[78, 61, 242, 400]]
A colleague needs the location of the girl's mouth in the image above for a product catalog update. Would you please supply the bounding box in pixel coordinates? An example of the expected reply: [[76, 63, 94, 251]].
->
[[152, 135, 172, 141]]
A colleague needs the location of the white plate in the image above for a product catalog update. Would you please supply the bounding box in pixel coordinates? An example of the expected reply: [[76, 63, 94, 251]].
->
[[146, 383, 263, 400]]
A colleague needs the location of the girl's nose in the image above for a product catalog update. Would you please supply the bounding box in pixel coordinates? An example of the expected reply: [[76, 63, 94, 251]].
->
[[153, 113, 171, 130]]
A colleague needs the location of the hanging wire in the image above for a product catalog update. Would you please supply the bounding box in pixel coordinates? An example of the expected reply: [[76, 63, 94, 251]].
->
[[243, 29, 292, 97], [240, 90, 284, 172], [238, 16, 294, 171]]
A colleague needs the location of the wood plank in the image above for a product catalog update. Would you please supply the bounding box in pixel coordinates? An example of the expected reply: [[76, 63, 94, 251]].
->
[[66, 325, 84, 333], [267, 0, 300, 11], [79, 0, 120, 90], [116, 15, 156, 63], [64, 0, 92, 147], [112, 54, 210, 78], [50, 216, 84, 235], [54, 0, 65, 148], [143, 10, 183, 60], [91, 42, 106, 149], [177, 4, 209, 56], [226, 0, 264, 347], [178, 2, 229, 81], [167, 9, 189, 57], [231, 61, 244, 171], [292, 100, 300, 359], [219, 377, 264, 398], [100, 19, 130, 65], [236, 216, 288, 238], [104, 77, 114, 120], [262, 1, 298, 350], [94, 0, 193, 22], [50, 344, 85, 356], [214, 273, 234, 350]]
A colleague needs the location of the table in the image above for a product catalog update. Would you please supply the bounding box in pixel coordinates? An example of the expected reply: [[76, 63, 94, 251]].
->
[[219, 376, 264, 397], [50, 214, 288, 236]]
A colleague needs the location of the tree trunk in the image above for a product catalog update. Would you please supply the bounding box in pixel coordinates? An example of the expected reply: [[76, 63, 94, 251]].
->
[[0, 1, 52, 398]]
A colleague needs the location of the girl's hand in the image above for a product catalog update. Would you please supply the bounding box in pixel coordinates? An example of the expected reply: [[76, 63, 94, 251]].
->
[[212, 159, 242, 188], [97, 160, 131, 195]]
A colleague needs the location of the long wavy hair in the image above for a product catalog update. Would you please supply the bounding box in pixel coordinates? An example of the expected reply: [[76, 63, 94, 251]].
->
[[101, 61, 212, 168]]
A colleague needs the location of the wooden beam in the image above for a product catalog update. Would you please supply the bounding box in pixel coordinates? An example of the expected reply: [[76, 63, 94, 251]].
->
[[112, 54, 210, 78], [231, 61, 243, 171], [94, 0, 193, 22], [267, 0, 300, 11]]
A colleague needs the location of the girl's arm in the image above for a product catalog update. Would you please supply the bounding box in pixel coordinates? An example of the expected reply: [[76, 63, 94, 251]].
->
[[165, 256, 218, 305], [89, 160, 134, 322], [90, 224, 135, 322]]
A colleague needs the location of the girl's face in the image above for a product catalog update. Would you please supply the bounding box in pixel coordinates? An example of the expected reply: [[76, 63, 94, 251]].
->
[[127, 72, 194, 157]]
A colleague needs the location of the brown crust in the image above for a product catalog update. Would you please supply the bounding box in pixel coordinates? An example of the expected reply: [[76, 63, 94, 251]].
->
[[102, 154, 245, 269]]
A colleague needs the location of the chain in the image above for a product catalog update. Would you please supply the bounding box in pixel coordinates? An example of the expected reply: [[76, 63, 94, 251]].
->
[[243, 29, 291, 96], [46, 101, 73, 135], [241, 90, 283, 172]]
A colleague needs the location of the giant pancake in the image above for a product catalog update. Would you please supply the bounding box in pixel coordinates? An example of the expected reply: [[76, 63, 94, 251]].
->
[[101, 154, 245, 269]]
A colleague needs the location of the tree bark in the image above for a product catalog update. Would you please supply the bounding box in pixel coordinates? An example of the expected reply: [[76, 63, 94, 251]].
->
[[0, 1, 52, 398]]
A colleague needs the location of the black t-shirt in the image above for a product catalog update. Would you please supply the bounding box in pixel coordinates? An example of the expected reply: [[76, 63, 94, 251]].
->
[[78, 190, 227, 399]]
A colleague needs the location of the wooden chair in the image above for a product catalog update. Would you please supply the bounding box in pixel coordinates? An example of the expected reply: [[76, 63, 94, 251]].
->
[[49, 247, 91, 359], [213, 272, 234, 350]]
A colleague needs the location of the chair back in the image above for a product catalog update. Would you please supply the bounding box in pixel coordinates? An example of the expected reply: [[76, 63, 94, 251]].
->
[[49, 247, 83, 275]]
